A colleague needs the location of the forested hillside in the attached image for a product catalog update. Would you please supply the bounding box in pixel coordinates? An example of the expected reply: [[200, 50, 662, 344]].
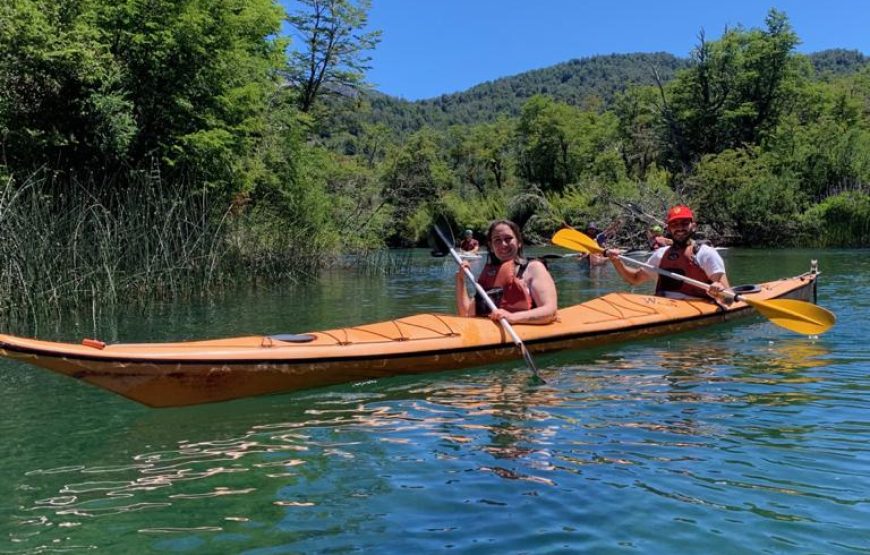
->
[[321, 14, 870, 252], [366, 52, 688, 132], [809, 48, 868, 75], [358, 49, 866, 134], [0, 1, 868, 319]]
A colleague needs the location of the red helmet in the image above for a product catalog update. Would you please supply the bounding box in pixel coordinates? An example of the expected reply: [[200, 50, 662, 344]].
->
[[666, 205, 694, 223]]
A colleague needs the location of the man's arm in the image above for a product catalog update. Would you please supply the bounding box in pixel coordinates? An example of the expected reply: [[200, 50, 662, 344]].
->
[[607, 250, 655, 286], [698, 246, 729, 296]]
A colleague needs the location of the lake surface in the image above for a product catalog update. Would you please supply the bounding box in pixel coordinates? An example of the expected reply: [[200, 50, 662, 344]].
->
[[1, 248, 868, 554]]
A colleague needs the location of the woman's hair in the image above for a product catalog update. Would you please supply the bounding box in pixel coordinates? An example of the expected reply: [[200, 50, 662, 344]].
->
[[485, 219, 525, 264]]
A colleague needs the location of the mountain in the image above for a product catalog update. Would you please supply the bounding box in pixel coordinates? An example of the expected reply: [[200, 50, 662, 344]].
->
[[808, 48, 868, 76], [364, 52, 687, 133], [348, 50, 867, 136]]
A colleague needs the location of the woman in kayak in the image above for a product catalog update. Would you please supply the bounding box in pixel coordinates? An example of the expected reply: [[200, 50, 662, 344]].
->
[[607, 205, 729, 300], [455, 220, 558, 324]]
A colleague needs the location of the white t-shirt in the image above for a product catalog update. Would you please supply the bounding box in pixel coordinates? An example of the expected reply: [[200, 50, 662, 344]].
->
[[642, 244, 726, 299]]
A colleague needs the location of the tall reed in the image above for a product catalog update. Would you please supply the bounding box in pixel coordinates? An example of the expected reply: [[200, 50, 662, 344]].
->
[[343, 248, 415, 276], [0, 172, 328, 327]]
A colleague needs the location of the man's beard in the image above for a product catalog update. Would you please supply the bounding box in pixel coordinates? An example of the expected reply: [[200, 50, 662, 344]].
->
[[672, 233, 693, 248]]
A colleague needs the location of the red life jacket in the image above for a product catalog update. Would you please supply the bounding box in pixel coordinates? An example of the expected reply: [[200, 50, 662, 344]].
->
[[477, 259, 534, 313], [654, 243, 711, 298], [460, 238, 479, 251]]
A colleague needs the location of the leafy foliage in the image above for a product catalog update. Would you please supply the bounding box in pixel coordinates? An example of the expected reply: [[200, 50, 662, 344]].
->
[[809, 49, 868, 77], [1, 0, 292, 194], [516, 95, 623, 192], [657, 10, 803, 174], [380, 129, 454, 245], [0, 0, 135, 171], [285, 0, 381, 113], [801, 192, 870, 247]]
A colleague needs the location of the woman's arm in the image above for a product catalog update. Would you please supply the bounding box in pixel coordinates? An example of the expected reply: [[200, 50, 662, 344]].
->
[[455, 264, 476, 316]]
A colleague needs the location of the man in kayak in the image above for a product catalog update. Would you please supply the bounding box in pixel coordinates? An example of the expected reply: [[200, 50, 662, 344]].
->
[[455, 220, 558, 324], [459, 229, 480, 254], [607, 205, 730, 299]]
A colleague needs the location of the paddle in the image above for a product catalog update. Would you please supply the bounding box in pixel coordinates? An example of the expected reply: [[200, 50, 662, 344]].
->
[[432, 223, 544, 382], [539, 253, 584, 261], [551, 228, 836, 335]]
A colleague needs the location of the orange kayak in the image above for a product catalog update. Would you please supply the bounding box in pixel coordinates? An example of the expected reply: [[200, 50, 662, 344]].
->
[[0, 270, 820, 408]]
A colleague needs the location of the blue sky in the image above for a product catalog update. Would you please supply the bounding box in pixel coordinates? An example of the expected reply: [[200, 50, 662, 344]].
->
[[281, 1, 869, 101]]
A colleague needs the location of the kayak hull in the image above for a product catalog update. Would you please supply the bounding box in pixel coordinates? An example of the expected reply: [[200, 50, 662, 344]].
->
[[0, 272, 818, 408]]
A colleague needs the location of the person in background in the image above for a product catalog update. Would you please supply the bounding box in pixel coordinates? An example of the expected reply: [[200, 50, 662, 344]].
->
[[606, 205, 730, 300], [456, 220, 557, 324], [586, 222, 606, 247], [583, 220, 622, 266], [459, 229, 479, 254], [646, 224, 672, 250]]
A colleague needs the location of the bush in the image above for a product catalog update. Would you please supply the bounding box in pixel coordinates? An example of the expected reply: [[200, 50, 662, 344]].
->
[[800, 191, 870, 246], [730, 176, 805, 245]]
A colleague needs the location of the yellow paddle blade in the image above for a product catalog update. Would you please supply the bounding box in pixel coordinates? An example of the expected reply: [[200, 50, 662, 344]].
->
[[742, 297, 836, 335], [551, 228, 604, 255]]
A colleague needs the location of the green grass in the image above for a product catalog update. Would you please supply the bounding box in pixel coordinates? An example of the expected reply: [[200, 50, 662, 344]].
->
[[0, 172, 331, 325]]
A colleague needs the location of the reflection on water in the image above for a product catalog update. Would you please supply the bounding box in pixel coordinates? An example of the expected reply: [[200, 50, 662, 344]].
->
[[9, 338, 863, 553], [2, 248, 868, 553]]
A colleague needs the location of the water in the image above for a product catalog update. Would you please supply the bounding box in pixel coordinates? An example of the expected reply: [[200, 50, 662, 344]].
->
[[1, 249, 868, 554]]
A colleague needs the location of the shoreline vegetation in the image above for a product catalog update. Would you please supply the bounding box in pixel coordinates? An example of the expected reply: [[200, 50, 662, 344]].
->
[[0, 174, 314, 323], [0, 172, 414, 326], [1, 2, 868, 324]]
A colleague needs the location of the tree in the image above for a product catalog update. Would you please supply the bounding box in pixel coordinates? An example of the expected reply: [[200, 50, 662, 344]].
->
[[516, 95, 576, 191], [658, 9, 803, 175], [768, 73, 870, 202], [102, 0, 289, 189], [516, 95, 624, 192], [286, 0, 381, 113], [447, 118, 516, 194], [0, 1, 135, 172], [0, 0, 290, 191], [381, 130, 452, 244], [613, 86, 662, 180]]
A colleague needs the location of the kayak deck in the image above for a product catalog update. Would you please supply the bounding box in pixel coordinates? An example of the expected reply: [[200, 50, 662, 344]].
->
[[0, 271, 818, 407]]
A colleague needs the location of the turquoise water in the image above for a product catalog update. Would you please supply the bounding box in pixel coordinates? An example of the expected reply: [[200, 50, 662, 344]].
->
[[1, 249, 868, 554]]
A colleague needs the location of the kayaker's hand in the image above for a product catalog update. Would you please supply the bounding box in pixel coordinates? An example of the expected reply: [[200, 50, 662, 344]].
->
[[707, 281, 732, 303], [455, 262, 470, 282], [489, 308, 513, 323], [605, 248, 622, 260]]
